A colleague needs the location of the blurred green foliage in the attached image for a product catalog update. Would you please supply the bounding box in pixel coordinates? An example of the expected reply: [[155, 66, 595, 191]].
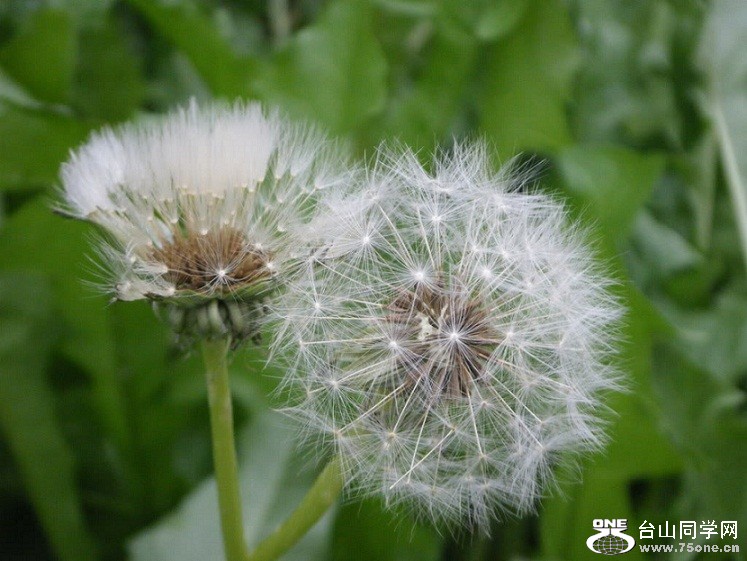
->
[[0, 1, 745, 560]]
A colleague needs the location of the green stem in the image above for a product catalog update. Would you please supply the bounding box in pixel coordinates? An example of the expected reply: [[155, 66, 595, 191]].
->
[[712, 99, 747, 270], [248, 457, 344, 561], [201, 337, 250, 561], [202, 337, 343, 561]]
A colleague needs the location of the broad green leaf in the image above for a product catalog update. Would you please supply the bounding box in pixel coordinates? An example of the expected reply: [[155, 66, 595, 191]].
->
[[331, 499, 440, 561], [0, 66, 39, 108], [372, 0, 438, 18], [106, 301, 205, 516], [475, 1, 527, 41], [124, 0, 255, 98], [474, 0, 528, 41], [0, 198, 131, 474], [571, 289, 677, 482], [72, 15, 145, 122], [0, 103, 92, 191], [0, 9, 76, 104], [443, 0, 529, 42], [255, 0, 387, 133], [369, 23, 477, 151], [699, 0, 747, 269], [57, 0, 115, 27], [656, 291, 747, 384], [571, 0, 685, 146], [651, 345, 747, 538], [630, 210, 703, 282], [129, 405, 334, 561], [478, 0, 578, 156], [694, 408, 747, 531], [0, 272, 97, 561], [556, 145, 665, 243]]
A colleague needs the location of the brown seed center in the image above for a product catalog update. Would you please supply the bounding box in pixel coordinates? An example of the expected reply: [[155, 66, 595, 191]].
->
[[150, 227, 273, 293], [385, 281, 498, 397]]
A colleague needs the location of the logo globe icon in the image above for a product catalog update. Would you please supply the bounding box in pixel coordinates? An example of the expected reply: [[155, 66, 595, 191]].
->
[[594, 534, 629, 555], [586, 519, 636, 555]]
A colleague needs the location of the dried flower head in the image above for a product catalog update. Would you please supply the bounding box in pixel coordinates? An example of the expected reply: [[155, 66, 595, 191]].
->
[[59, 101, 345, 343], [273, 144, 622, 530]]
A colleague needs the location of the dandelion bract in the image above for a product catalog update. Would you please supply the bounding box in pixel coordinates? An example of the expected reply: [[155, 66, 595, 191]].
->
[[273, 144, 622, 530]]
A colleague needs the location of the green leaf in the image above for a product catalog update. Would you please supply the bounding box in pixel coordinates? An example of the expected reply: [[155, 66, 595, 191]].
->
[[129, 406, 334, 561], [0, 272, 97, 561], [699, 0, 747, 269], [478, 0, 578, 156], [556, 145, 665, 243], [0, 103, 92, 191], [368, 23, 477, 151], [0, 198, 132, 477], [256, 0, 387, 133], [694, 407, 747, 530], [56, 0, 115, 27], [473, 0, 529, 41], [0, 66, 40, 108], [331, 499, 440, 561], [442, 0, 529, 42], [107, 301, 204, 516], [651, 345, 747, 535], [72, 15, 145, 122], [570, 0, 684, 146], [124, 0, 255, 98], [0, 9, 76, 104], [656, 291, 747, 384], [595, 289, 682, 480], [372, 0, 438, 18], [680, 130, 718, 252], [4, 200, 216, 527], [630, 210, 703, 282]]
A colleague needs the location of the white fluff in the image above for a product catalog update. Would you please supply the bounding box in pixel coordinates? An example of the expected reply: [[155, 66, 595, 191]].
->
[[272, 143, 623, 530], [60, 101, 347, 300]]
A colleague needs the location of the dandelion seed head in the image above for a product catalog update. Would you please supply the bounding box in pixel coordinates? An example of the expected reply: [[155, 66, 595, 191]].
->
[[60, 100, 346, 344], [273, 143, 622, 531]]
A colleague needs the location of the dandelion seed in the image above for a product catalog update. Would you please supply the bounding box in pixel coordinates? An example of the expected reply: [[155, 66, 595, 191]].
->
[[273, 143, 622, 531], [60, 100, 346, 345]]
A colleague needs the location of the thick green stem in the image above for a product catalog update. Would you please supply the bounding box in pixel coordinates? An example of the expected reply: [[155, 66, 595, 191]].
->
[[248, 458, 344, 561], [201, 337, 250, 561]]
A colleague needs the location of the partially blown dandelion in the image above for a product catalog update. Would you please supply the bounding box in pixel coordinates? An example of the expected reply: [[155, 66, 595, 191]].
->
[[60, 101, 344, 343], [274, 144, 622, 530], [59, 101, 354, 561]]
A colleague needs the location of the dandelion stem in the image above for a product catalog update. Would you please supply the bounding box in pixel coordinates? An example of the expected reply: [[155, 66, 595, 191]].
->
[[248, 457, 344, 561], [201, 337, 250, 561]]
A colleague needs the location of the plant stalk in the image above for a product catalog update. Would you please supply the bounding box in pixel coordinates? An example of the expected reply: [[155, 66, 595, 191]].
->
[[202, 337, 250, 561], [248, 457, 344, 561]]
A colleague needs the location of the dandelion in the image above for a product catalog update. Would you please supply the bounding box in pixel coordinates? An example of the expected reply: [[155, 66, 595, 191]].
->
[[59, 102, 354, 561], [273, 143, 622, 531], [59, 100, 344, 344]]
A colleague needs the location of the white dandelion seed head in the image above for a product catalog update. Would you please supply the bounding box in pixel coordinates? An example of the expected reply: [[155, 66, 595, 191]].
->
[[272, 143, 623, 531], [60, 100, 347, 304], [59, 100, 350, 344]]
